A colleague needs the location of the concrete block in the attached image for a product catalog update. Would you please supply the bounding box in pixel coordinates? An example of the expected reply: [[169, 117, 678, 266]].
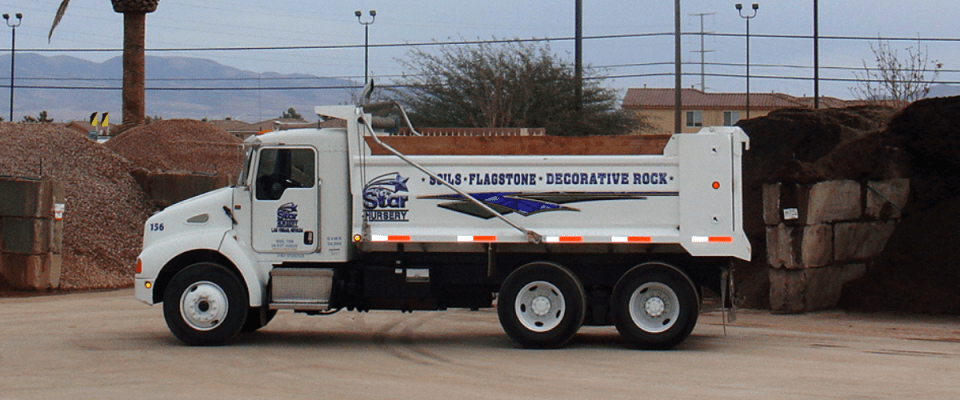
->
[[766, 224, 799, 269], [769, 264, 866, 313], [800, 224, 833, 268], [763, 183, 781, 226], [1, 217, 57, 255], [766, 223, 833, 269], [834, 221, 897, 261], [0, 253, 61, 290], [149, 172, 232, 208], [866, 179, 909, 220], [0, 178, 64, 218], [805, 180, 861, 224]]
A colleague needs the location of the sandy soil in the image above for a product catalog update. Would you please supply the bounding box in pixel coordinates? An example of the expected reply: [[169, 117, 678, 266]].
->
[[0, 290, 957, 399]]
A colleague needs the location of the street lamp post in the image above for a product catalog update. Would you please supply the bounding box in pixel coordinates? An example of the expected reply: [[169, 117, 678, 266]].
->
[[3, 12, 21, 122], [736, 3, 758, 119], [355, 10, 376, 85]]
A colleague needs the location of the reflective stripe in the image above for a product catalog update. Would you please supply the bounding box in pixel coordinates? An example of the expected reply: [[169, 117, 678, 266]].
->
[[457, 235, 497, 242], [692, 236, 732, 243], [372, 235, 411, 242], [611, 236, 652, 243], [545, 236, 583, 243]]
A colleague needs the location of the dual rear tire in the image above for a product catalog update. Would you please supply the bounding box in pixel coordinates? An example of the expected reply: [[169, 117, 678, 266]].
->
[[497, 261, 698, 350]]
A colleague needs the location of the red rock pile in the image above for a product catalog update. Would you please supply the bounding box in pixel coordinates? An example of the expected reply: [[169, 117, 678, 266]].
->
[[105, 119, 244, 176], [1, 119, 243, 292], [0, 123, 152, 290]]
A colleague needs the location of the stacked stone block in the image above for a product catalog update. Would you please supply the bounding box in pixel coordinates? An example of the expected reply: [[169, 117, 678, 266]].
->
[[764, 179, 909, 313], [0, 177, 65, 290], [132, 170, 233, 208]]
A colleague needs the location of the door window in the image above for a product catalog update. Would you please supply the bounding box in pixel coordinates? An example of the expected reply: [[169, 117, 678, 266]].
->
[[255, 148, 315, 201]]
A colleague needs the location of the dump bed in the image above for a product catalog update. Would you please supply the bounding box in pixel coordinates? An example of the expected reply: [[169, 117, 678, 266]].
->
[[339, 108, 751, 261]]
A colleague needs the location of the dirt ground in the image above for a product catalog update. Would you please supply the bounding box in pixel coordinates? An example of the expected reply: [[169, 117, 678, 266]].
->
[[0, 290, 958, 399]]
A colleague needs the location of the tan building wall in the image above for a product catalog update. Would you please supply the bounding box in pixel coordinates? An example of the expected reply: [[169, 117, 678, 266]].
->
[[632, 108, 773, 135]]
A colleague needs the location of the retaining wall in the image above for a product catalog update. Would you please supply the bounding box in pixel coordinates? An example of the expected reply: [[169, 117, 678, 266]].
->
[[763, 178, 909, 312], [0, 177, 65, 290], [132, 170, 234, 208]]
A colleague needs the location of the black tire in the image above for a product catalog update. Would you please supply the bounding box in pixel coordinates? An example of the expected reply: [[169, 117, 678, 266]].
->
[[163, 262, 249, 346], [497, 262, 586, 348], [241, 306, 277, 333], [611, 263, 698, 350]]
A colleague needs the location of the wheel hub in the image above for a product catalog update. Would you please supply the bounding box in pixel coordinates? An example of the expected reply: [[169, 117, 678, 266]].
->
[[628, 281, 681, 334], [180, 281, 229, 331], [644, 297, 666, 317], [531, 296, 552, 316], [515, 281, 566, 333]]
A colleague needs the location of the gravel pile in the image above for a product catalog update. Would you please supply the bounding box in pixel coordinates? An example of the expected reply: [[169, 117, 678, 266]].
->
[[0, 123, 153, 290], [105, 119, 244, 176]]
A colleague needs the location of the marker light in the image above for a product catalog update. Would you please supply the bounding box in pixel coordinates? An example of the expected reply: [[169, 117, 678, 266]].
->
[[136, 258, 142, 274], [712, 181, 721, 189], [144, 281, 152, 289], [353, 234, 363, 242]]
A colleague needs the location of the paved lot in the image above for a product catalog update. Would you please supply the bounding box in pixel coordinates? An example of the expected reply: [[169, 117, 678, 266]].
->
[[1, 289, 959, 399]]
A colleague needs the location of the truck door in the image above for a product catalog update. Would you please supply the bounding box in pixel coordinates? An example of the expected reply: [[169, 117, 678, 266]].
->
[[251, 147, 320, 253]]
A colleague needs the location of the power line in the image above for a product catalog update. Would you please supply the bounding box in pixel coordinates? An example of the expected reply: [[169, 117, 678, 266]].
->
[[21, 31, 960, 54]]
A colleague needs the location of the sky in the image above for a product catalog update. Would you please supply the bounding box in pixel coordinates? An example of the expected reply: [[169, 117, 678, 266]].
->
[[2, 0, 960, 103]]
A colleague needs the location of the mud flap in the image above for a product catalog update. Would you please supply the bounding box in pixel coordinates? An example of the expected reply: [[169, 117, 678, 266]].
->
[[721, 264, 737, 335]]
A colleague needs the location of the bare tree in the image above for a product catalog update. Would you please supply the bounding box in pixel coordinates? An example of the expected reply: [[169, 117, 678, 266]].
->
[[851, 39, 942, 106]]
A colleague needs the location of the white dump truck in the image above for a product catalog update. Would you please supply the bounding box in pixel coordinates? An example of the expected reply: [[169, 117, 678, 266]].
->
[[134, 94, 750, 349]]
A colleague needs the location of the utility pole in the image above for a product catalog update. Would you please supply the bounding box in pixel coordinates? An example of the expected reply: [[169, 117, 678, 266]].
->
[[3, 12, 21, 122], [674, 0, 682, 134], [689, 12, 715, 92], [813, 0, 819, 109], [574, 0, 583, 113]]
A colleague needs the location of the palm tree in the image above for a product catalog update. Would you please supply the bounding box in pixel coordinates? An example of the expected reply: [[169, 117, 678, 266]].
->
[[49, 0, 159, 128]]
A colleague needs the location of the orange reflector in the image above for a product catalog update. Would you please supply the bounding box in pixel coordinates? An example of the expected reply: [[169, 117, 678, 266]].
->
[[135, 258, 142, 274], [458, 235, 497, 242], [712, 181, 721, 189], [612, 236, 652, 243]]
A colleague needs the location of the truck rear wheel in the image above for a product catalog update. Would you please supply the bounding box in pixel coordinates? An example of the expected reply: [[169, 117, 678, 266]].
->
[[163, 262, 248, 346], [611, 263, 698, 350], [497, 262, 586, 348]]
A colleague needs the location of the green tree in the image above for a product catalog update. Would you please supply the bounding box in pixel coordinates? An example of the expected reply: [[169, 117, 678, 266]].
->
[[49, 1, 160, 128], [393, 40, 642, 136], [280, 107, 305, 121], [23, 111, 53, 123]]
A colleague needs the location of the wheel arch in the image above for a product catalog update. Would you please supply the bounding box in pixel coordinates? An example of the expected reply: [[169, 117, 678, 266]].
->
[[152, 250, 242, 304]]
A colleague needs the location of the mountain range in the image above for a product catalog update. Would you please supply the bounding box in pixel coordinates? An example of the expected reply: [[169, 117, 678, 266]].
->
[[0, 53, 356, 123]]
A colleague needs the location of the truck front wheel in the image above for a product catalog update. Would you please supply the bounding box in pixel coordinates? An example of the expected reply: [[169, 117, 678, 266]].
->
[[611, 263, 698, 350], [497, 262, 586, 348], [163, 262, 249, 346]]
